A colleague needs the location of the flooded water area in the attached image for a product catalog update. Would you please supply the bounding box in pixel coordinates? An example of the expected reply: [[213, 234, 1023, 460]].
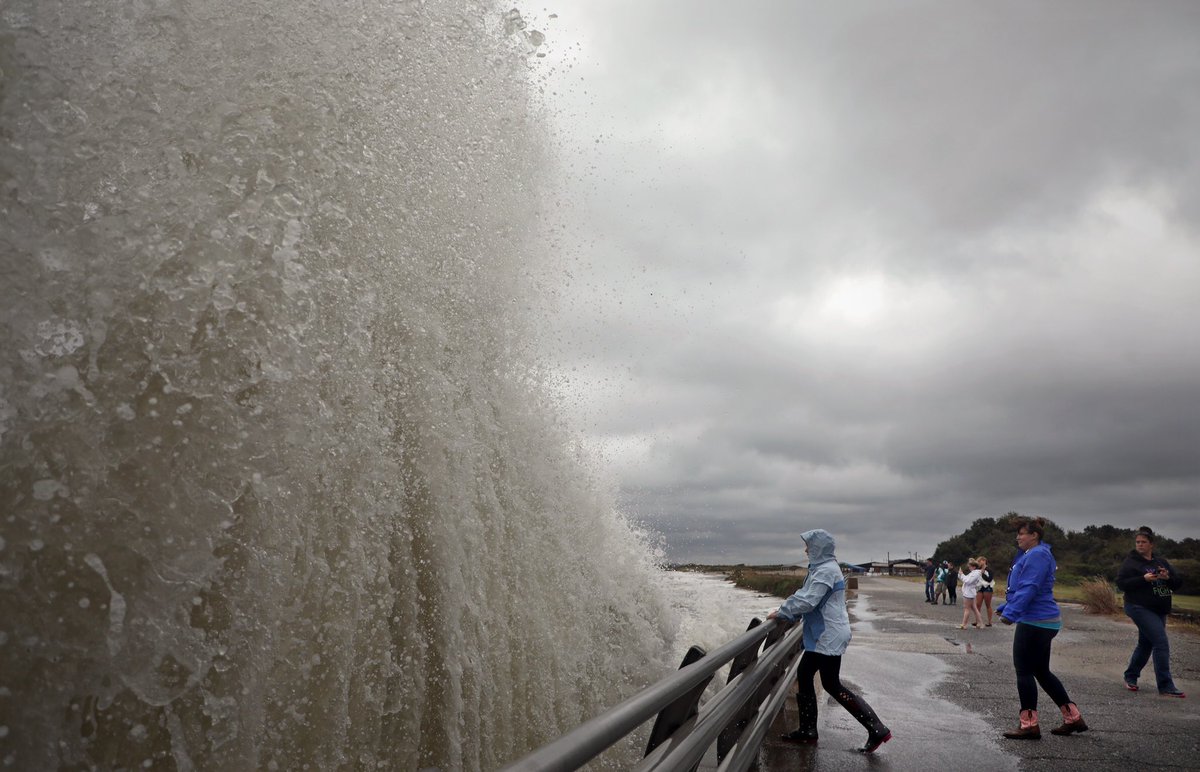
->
[[758, 578, 1018, 772]]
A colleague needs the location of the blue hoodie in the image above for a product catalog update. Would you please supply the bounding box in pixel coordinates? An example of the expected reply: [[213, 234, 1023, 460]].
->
[[776, 529, 852, 656], [996, 542, 1060, 623]]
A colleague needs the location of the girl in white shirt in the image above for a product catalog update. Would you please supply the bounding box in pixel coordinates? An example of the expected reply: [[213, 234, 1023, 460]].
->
[[975, 556, 995, 626], [958, 559, 984, 629]]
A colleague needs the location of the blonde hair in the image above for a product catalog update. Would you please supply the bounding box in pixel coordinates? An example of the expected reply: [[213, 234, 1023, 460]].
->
[[967, 559, 978, 569], [976, 555, 988, 565]]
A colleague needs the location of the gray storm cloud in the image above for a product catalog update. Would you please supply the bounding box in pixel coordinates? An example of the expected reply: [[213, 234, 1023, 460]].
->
[[532, 1, 1200, 563]]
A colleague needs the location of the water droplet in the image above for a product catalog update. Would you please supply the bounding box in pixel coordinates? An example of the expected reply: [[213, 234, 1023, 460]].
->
[[33, 320, 85, 357], [32, 480, 67, 500]]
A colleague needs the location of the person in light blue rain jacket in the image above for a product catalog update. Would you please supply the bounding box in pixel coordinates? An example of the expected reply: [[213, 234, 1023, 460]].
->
[[767, 529, 891, 753]]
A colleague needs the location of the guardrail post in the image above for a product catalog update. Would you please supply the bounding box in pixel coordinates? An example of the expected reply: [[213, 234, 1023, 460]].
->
[[760, 620, 788, 651], [644, 645, 711, 757], [717, 619, 796, 768], [725, 618, 763, 684], [716, 619, 763, 764]]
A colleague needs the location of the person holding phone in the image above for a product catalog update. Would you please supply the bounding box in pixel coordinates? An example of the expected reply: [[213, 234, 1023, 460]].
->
[[958, 559, 983, 629], [1116, 526, 1185, 697]]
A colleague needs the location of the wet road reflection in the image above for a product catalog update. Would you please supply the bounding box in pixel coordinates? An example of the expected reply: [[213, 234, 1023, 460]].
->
[[756, 590, 1018, 771]]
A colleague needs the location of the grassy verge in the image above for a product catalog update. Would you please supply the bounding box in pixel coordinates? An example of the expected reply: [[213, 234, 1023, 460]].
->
[[1051, 582, 1200, 614], [710, 569, 1200, 622], [727, 567, 806, 599], [881, 573, 1200, 615]]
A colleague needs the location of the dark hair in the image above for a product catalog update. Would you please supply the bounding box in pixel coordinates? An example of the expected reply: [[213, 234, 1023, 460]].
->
[[1013, 516, 1046, 541], [1135, 526, 1155, 543]]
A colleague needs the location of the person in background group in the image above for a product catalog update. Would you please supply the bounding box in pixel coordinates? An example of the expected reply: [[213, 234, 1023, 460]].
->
[[945, 562, 958, 605], [1115, 526, 1186, 698], [934, 562, 948, 604], [975, 556, 995, 626], [958, 559, 983, 629], [997, 517, 1088, 740], [768, 529, 892, 753], [924, 558, 937, 603]]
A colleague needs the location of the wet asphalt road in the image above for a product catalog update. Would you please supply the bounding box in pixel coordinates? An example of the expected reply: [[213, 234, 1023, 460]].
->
[[755, 575, 1200, 772]]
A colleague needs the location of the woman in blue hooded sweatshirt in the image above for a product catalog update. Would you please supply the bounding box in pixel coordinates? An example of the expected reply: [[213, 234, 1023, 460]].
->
[[767, 529, 891, 753], [996, 516, 1088, 739]]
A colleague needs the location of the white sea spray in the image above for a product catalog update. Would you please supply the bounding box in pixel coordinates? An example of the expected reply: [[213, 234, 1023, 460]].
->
[[0, 2, 678, 769]]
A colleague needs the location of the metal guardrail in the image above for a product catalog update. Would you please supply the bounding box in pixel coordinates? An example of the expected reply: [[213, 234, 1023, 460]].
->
[[500, 617, 805, 772]]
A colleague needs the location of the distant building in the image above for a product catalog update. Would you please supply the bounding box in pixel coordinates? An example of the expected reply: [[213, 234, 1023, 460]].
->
[[850, 559, 923, 576], [888, 558, 923, 576]]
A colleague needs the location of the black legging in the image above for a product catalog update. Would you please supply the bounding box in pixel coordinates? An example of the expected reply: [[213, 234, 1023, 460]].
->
[[797, 650, 846, 700], [795, 650, 879, 730], [1013, 623, 1071, 710]]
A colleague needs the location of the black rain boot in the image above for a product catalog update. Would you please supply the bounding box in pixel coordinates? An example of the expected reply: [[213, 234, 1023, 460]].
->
[[781, 693, 819, 743], [833, 688, 892, 753]]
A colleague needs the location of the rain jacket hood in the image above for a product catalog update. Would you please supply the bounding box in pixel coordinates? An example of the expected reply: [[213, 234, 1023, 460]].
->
[[802, 528, 837, 568]]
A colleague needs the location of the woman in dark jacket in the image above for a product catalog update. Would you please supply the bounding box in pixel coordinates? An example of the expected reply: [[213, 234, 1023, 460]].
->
[[1115, 526, 1185, 697]]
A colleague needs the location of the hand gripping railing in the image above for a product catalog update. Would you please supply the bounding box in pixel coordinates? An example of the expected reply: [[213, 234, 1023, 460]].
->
[[499, 617, 805, 772]]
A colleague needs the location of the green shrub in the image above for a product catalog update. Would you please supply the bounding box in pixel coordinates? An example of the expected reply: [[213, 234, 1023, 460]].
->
[[1168, 558, 1200, 595], [729, 570, 806, 599], [1055, 568, 1086, 586]]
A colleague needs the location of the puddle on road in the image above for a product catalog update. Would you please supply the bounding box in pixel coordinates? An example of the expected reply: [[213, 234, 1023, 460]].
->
[[790, 591, 1020, 770]]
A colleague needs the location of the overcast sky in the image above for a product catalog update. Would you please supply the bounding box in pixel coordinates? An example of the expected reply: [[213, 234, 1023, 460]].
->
[[522, 1, 1200, 565]]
